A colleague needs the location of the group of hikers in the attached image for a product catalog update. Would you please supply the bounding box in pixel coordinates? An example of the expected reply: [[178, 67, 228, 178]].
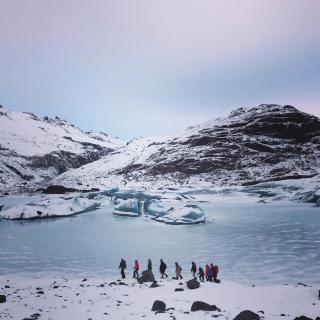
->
[[118, 258, 220, 282]]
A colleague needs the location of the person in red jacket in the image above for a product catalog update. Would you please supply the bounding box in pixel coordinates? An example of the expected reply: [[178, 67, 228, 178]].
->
[[133, 260, 139, 279], [205, 264, 210, 281]]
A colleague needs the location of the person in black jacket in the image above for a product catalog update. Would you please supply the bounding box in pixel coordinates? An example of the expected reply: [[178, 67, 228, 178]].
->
[[197, 267, 205, 282], [118, 258, 127, 279], [147, 258, 152, 271], [191, 261, 197, 278], [159, 259, 168, 278], [175, 262, 183, 280]]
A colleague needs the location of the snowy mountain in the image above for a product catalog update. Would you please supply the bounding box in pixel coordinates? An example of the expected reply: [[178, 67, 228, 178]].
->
[[0, 105, 124, 193], [52, 104, 320, 191]]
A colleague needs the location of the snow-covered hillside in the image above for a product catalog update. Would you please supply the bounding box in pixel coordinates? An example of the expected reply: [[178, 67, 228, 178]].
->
[[0, 105, 124, 193], [1, 103, 320, 195], [53, 104, 320, 191]]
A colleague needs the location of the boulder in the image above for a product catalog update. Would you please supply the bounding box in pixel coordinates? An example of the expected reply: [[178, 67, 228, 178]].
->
[[149, 282, 159, 288], [0, 295, 6, 303], [294, 317, 313, 320], [151, 300, 166, 312], [191, 301, 221, 312], [22, 313, 41, 320], [187, 278, 200, 290], [233, 310, 260, 320], [43, 185, 79, 194], [137, 270, 155, 284]]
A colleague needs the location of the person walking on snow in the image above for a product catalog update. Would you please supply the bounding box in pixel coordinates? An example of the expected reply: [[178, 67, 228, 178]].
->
[[147, 258, 152, 271], [205, 264, 210, 281], [159, 259, 168, 278], [191, 261, 197, 278], [198, 266, 205, 282], [175, 262, 183, 280], [133, 260, 139, 279], [118, 258, 127, 279], [213, 265, 219, 282], [208, 263, 214, 282]]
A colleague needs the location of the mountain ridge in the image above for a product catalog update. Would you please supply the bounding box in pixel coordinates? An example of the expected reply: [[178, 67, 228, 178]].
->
[[1, 103, 320, 194], [0, 105, 124, 193], [52, 104, 320, 191]]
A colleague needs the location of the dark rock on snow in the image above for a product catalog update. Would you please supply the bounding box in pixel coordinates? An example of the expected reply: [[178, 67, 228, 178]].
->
[[151, 300, 166, 312], [297, 282, 308, 287], [233, 310, 260, 320], [22, 313, 41, 320], [149, 282, 159, 288], [138, 270, 156, 284], [186, 278, 200, 290], [0, 295, 6, 303], [294, 317, 314, 320], [175, 288, 184, 292], [191, 301, 221, 312], [43, 185, 83, 194]]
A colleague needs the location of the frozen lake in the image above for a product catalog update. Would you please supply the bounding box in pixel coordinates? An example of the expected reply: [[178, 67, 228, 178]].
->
[[0, 198, 319, 285]]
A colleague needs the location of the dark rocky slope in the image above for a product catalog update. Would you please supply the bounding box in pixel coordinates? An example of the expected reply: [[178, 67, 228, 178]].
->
[[54, 104, 320, 190]]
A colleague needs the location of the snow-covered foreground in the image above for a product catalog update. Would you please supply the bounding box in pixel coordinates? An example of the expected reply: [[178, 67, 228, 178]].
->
[[0, 275, 319, 320]]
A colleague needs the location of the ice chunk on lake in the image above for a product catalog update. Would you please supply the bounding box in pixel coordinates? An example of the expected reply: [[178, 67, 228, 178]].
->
[[113, 198, 141, 217], [145, 199, 173, 217], [154, 204, 206, 225], [0, 197, 98, 220]]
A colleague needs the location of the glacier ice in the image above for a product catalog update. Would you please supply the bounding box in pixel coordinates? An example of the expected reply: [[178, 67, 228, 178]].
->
[[112, 198, 141, 217], [0, 197, 99, 220], [153, 204, 206, 225], [145, 199, 172, 217]]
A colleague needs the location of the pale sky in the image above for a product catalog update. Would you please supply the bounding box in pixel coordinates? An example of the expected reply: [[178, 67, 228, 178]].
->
[[1, 0, 319, 140]]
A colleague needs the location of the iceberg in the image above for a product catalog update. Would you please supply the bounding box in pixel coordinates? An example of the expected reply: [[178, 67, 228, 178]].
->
[[153, 204, 206, 225], [112, 198, 141, 217], [109, 192, 208, 224], [0, 197, 99, 220], [145, 199, 172, 217]]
